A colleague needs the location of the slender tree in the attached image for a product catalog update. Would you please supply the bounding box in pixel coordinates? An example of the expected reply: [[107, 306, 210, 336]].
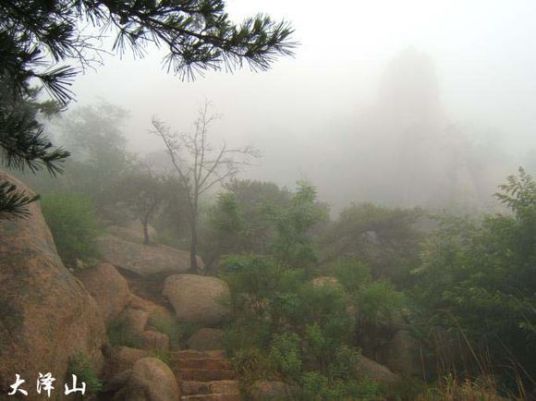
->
[[0, 0, 295, 218], [113, 168, 167, 244], [152, 101, 258, 271]]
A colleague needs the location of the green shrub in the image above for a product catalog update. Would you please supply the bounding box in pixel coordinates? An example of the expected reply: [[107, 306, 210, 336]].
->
[[107, 319, 143, 348], [222, 253, 387, 400], [298, 371, 381, 401], [151, 349, 171, 365], [331, 257, 372, 293], [357, 280, 405, 327], [41, 193, 100, 267], [326, 345, 360, 381], [224, 318, 272, 355], [270, 332, 303, 381], [68, 353, 102, 395], [231, 347, 275, 385]]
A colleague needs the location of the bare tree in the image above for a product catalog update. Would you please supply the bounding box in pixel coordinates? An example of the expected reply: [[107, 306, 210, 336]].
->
[[152, 102, 258, 272]]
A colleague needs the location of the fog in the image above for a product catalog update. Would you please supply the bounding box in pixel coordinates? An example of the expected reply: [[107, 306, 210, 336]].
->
[[68, 0, 536, 212]]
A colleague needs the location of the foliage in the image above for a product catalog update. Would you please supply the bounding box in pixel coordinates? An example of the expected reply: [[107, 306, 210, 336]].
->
[[321, 203, 423, 284], [230, 348, 275, 389], [412, 168, 536, 389], [270, 332, 303, 381], [56, 104, 135, 221], [204, 181, 326, 272], [41, 193, 100, 267], [21, 103, 135, 223], [147, 310, 182, 349], [414, 375, 511, 401], [0, 180, 39, 220], [107, 319, 143, 348], [68, 353, 103, 395], [270, 181, 328, 270], [331, 257, 372, 293], [356, 281, 405, 328], [201, 179, 292, 269], [0, 0, 294, 218], [152, 174, 192, 247], [297, 371, 380, 401], [111, 169, 169, 244], [0, 80, 68, 218], [220, 255, 384, 401]]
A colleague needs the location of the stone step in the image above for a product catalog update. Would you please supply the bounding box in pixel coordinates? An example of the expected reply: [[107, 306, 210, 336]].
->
[[174, 350, 226, 360], [178, 368, 236, 381], [177, 358, 232, 370], [180, 394, 241, 401], [182, 380, 240, 396]]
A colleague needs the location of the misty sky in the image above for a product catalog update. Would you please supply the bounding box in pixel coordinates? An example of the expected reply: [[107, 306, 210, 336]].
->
[[68, 0, 536, 210]]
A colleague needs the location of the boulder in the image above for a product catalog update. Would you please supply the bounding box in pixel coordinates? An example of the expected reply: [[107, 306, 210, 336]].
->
[[119, 307, 150, 335], [141, 330, 170, 351], [113, 357, 180, 401], [186, 328, 225, 351], [355, 355, 400, 385], [0, 171, 106, 401], [130, 294, 166, 315], [75, 262, 132, 324], [107, 221, 157, 244], [163, 274, 231, 325], [97, 233, 204, 276], [104, 346, 150, 379], [250, 380, 291, 401], [146, 307, 179, 347], [110, 307, 149, 349]]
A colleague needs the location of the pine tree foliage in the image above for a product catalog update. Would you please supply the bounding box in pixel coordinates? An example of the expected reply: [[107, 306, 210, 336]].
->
[[0, 181, 40, 220], [0, 0, 295, 218]]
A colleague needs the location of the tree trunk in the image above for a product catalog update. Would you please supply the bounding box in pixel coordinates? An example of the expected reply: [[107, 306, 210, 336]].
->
[[142, 217, 150, 245], [190, 214, 199, 272]]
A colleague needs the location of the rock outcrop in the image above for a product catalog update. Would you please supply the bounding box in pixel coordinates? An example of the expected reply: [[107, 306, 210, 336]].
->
[[355, 355, 400, 385], [75, 262, 132, 324], [97, 234, 203, 276], [0, 172, 106, 401], [163, 274, 231, 325]]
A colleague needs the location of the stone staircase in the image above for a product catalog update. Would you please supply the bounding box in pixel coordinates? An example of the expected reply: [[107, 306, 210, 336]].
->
[[171, 350, 241, 401]]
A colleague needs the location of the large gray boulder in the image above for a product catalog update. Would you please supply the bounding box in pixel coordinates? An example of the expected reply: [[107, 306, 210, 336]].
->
[[97, 234, 203, 276], [163, 274, 231, 325]]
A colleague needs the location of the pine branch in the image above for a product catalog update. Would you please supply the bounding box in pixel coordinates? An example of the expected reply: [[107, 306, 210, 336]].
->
[[0, 180, 39, 220]]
